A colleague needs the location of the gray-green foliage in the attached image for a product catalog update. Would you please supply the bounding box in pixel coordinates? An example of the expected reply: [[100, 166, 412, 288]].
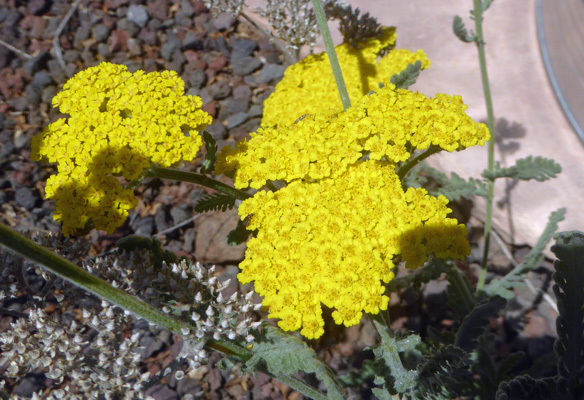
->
[[194, 193, 236, 213], [244, 325, 344, 400], [390, 61, 422, 90], [386, 259, 449, 292], [453, 15, 476, 43], [482, 156, 561, 182], [408, 162, 488, 200], [484, 208, 566, 299], [455, 296, 506, 351]]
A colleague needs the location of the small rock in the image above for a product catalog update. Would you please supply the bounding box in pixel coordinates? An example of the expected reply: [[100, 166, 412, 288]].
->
[[170, 205, 190, 225], [109, 29, 130, 52], [212, 12, 236, 31], [127, 38, 143, 56], [147, 0, 170, 20], [14, 186, 40, 210], [126, 4, 149, 28], [214, 36, 230, 57], [145, 385, 179, 400], [65, 63, 78, 78], [92, 23, 111, 42], [31, 71, 52, 89], [63, 49, 80, 63], [138, 28, 158, 46], [183, 228, 197, 253], [219, 98, 249, 118], [182, 31, 203, 50], [23, 51, 49, 75], [206, 120, 227, 140], [227, 112, 249, 129], [231, 38, 258, 59], [7, 96, 29, 111], [259, 63, 286, 84], [233, 84, 252, 102], [198, 88, 213, 105], [160, 33, 181, 61], [170, 49, 187, 72], [184, 69, 207, 89], [81, 47, 97, 65], [208, 55, 228, 72], [24, 83, 42, 104], [231, 56, 262, 76], [12, 373, 44, 398], [117, 17, 140, 37], [247, 104, 263, 118], [201, 101, 216, 117], [178, 0, 195, 18], [147, 17, 162, 31], [73, 24, 92, 48], [242, 117, 261, 133], [154, 206, 173, 233], [207, 80, 231, 100], [41, 85, 58, 104], [97, 43, 112, 58]]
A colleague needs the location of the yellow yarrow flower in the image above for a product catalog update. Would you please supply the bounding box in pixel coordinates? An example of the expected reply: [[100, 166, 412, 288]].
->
[[261, 27, 431, 127], [216, 83, 490, 190], [31, 62, 212, 236], [237, 161, 470, 339]]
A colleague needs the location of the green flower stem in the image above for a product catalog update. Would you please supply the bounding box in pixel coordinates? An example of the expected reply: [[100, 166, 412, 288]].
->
[[473, 0, 496, 293], [146, 166, 252, 201], [0, 222, 251, 362], [311, 0, 351, 110], [397, 145, 442, 181]]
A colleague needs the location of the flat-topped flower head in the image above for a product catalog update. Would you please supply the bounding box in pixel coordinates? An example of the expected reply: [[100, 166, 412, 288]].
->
[[261, 27, 431, 127], [216, 83, 490, 190], [237, 161, 470, 339], [32, 63, 212, 236]]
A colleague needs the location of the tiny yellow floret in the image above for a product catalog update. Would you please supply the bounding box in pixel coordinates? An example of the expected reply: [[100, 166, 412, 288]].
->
[[31, 62, 212, 236]]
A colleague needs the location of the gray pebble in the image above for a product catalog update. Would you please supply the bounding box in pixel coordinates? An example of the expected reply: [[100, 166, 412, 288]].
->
[[65, 63, 78, 78], [154, 207, 173, 233], [132, 215, 155, 237], [227, 112, 250, 129], [97, 43, 112, 58], [231, 56, 262, 76], [15, 187, 40, 210], [214, 36, 230, 58], [127, 38, 143, 56], [178, 0, 195, 18], [63, 49, 80, 63], [212, 12, 236, 31], [170, 49, 187, 72], [24, 83, 42, 104], [29, 0, 50, 15], [127, 4, 149, 28], [182, 31, 203, 50], [247, 104, 263, 118], [170, 205, 190, 225], [219, 98, 249, 118], [0, 7, 10, 23], [197, 87, 213, 105], [233, 84, 252, 102], [184, 69, 207, 89], [31, 71, 52, 89], [41, 85, 58, 104], [260, 63, 287, 84], [206, 120, 227, 140], [92, 24, 110, 42], [207, 80, 232, 100], [117, 17, 140, 37], [183, 228, 197, 253], [8, 96, 29, 111], [23, 51, 49, 75], [73, 24, 91, 48], [160, 32, 181, 61], [147, 0, 170, 20], [81, 47, 97, 65], [231, 38, 258, 59], [145, 385, 179, 400], [243, 117, 261, 133], [147, 18, 162, 31]]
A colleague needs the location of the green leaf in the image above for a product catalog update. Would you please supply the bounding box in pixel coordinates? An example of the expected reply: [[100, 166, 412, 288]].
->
[[484, 208, 566, 299], [200, 130, 218, 174], [415, 345, 472, 399], [482, 156, 561, 182], [390, 60, 422, 89], [415, 163, 487, 200], [386, 260, 449, 292], [371, 387, 394, 400], [338, 359, 377, 387], [244, 325, 344, 400], [453, 15, 476, 43], [455, 296, 506, 352], [482, 0, 495, 12], [551, 231, 584, 393], [194, 193, 236, 213], [447, 266, 476, 321], [226, 217, 254, 246], [496, 376, 569, 400]]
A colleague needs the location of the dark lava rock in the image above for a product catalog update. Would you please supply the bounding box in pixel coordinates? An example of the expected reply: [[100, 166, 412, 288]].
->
[[24, 83, 42, 104], [227, 112, 249, 129], [233, 84, 252, 102], [23, 51, 50, 75], [92, 24, 111, 42], [14, 186, 41, 210], [154, 206, 173, 233], [214, 36, 230, 57], [231, 56, 262, 76], [161, 32, 181, 61], [231, 38, 258, 59], [29, 0, 51, 16], [131, 214, 155, 237], [127, 4, 149, 28], [212, 12, 236, 31], [47, 59, 67, 83], [183, 69, 207, 89], [63, 49, 80, 63], [73, 24, 92, 48], [41, 85, 58, 104], [147, 0, 170, 20], [219, 98, 249, 118], [207, 80, 231, 100], [182, 31, 203, 50], [170, 204, 190, 225], [259, 63, 287, 84], [117, 17, 140, 37], [178, 0, 195, 18], [247, 104, 263, 118], [31, 71, 52, 89]]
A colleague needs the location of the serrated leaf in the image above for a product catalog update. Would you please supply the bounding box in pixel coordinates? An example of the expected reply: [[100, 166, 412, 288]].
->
[[194, 193, 236, 213], [386, 260, 449, 292], [415, 345, 472, 399], [447, 266, 476, 320], [434, 172, 488, 200], [244, 325, 344, 399], [200, 130, 218, 174], [551, 231, 584, 392], [453, 15, 476, 43], [496, 376, 568, 400], [390, 60, 422, 89], [455, 295, 506, 351], [226, 217, 254, 246], [482, 156, 561, 182], [371, 388, 394, 400], [484, 208, 566, 299]]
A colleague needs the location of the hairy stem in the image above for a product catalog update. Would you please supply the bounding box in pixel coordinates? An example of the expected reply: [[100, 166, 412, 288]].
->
[[146, 166, 252, 201], [397, 145, 442, 181], [311, 0, 351, 110], [473, 0, 496, 293]]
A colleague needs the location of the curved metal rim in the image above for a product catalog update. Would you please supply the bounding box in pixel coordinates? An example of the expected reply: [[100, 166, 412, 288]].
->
[[536, 0, 584, 143]]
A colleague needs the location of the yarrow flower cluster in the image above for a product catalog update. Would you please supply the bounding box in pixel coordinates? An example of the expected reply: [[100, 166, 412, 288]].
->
[[260, 27, 431, 127], [216, 83, 490, 190], [31, 62, 212, 236]]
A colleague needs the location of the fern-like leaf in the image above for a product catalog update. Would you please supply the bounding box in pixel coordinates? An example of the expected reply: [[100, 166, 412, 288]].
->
[[386, 260, 449, 292], [415, 345, 472, 399], [415, 163, 487, 200], [226, 217, 253, 246], [484, 208, 565, 299], [244, 325, 344, 400], [194, 193, 236, 213], [200, 130, 218, 174], [453, 15, 476, 43], [551, 231, 584, 395], [455, 295, 506, 352], [390, 60, 422, 89], [482, 156, 561, 182], [447, 266, 476, 321], [496, 376, 569, 400]]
